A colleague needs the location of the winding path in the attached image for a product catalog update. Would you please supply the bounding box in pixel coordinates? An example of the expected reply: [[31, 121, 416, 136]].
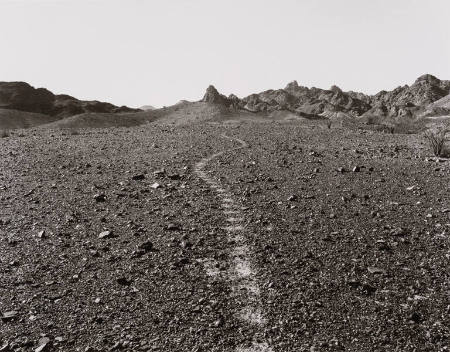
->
[[194, 135, 273, 352]]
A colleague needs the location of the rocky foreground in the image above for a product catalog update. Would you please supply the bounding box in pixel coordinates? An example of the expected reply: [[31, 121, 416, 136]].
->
[[0, 120, 449, 351]]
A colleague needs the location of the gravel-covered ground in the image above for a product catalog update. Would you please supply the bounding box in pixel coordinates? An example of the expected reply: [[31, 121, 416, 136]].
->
[[0, 119, 449, 351]]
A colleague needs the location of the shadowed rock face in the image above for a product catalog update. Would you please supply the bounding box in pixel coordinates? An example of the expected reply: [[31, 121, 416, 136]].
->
[[0, 82, 55, 114], [0, 81, 139, 118], [202, 85, 230, 106], [202, 74, 450, 118]]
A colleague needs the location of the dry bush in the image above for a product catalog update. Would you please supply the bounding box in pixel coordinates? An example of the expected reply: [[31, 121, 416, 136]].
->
[[0, 130, 10, 138], [424, 128, 448, 157]]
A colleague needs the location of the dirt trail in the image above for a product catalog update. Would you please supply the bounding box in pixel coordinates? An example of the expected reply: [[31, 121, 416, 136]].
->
[[194, 135, 273, 352]]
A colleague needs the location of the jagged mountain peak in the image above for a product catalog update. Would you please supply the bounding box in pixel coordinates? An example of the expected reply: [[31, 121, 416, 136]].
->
[[414, 74, 440, 85], [285, 80, 299, 91], [199, 75, 450, 119], [201, 85, 231, 106]]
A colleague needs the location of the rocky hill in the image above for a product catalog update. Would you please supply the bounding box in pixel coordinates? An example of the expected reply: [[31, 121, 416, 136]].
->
[[202, 74, 450, 119], [0, 82, 139, 119]]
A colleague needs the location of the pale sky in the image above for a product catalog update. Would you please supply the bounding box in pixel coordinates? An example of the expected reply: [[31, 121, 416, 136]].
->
[[1, 0, 449, 108]]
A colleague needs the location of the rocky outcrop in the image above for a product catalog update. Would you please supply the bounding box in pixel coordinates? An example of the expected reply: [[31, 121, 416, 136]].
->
[[201, 74, 450, 119], [0, 81, 139, 118], [201, 85, 230, 106]]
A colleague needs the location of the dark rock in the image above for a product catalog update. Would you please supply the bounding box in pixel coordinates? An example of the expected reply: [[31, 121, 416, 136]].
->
[[409, 312, 423, 323], [116, 277, 132, 286], [94, 194, 106, 202], [132, 174, 145, 181], [168, 174, 181, 180], [138, 240, 153, 252]]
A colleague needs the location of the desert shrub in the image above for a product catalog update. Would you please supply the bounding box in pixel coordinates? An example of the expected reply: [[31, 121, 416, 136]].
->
[[0, 130, 10, 138], [70, 129, 80, 136], [424, 128, 448, 157], [392, 120, 427, 134]]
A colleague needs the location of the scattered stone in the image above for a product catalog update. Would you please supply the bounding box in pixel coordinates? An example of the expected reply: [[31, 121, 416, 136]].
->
[[347, 279, 361, 288], [34, 337, 50, 352], [150, 183, 161, 189], [24, 189, 35, 197], [409, 312, 423, 323], [132, 174, 145, 181], [168, 174, 181, 180], [287, 195, 297, 201], [212, 316, 224, 327], [153, 169, 165, 176], [116, 277, 132, 286], [337, 167, 346, 173], [98, 231, 114, 239], [167, 223, 180, 231], [352, 166, 360, 172], [37, 230, 46, 238], [138, 240, 153, 252], [367, 266, 386, 275], [391, 227, 408, 236], [94, 194, 106, 202], [1, 310, 18, 322]]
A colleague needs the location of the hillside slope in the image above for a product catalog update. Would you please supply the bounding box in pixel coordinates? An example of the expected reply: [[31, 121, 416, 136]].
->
[[0, 108, 59, 130], [0, 82, 139, 129]]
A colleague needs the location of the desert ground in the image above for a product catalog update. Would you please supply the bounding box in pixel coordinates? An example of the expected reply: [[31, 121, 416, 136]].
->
[[0, 113, 449, 352]]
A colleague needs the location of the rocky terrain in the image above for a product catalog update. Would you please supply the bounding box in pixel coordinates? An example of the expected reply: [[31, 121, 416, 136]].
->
[[2, 74, 450, 132], [0, 75, 449, 351], [0, 116, 449, 351], [202, 74, 450, 120]]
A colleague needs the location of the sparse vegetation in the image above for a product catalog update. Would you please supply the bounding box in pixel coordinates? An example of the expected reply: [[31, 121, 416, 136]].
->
[[1, 129, 10, 138], [424, 128, 448, 157]]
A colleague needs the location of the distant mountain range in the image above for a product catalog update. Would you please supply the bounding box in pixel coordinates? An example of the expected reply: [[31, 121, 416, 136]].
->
[[0, 82, 139, 118], [202, 74, 450, 119], [1, 75, 449, 130]]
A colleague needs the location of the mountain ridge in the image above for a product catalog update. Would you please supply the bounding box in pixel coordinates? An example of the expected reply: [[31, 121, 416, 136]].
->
[[0, 81, 140, 118], [202, 74, 450, 119]]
